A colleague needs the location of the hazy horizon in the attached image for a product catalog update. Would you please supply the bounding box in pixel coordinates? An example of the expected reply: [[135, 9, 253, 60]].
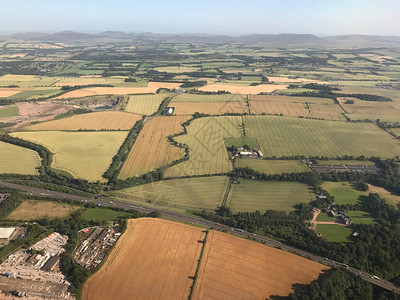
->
[[1, 0, 399, 36]]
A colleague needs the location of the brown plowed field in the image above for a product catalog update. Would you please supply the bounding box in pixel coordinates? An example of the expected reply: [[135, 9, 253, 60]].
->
[[172, 101, 248, 115], [82, 218, 205, 300], [55, 82, 182, 99], [24, 111, 141, 131], [192, 231, 328, 299], [118, 116, 189, 179]]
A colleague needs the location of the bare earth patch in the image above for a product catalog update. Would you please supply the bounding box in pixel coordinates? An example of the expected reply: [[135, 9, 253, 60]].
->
[[7, 200, 80, 221]]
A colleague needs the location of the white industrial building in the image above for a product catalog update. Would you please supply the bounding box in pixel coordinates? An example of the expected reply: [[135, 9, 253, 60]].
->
[[0, 228, 16, 239]]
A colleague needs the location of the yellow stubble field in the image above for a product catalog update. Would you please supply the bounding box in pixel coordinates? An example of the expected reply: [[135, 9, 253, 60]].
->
[[192, 231, 329, 299], [82, 218, 206, 300], [118, 116, 189, 179]]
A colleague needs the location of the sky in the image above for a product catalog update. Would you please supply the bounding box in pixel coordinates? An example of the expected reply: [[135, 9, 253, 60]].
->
[[1, 0, 399, 36]]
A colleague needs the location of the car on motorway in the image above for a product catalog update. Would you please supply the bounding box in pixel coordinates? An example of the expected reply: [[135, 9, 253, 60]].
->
[[371, 275, 380, 280]]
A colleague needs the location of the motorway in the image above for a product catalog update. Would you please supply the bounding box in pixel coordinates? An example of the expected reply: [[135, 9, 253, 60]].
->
[[1, 180, 399, 294]]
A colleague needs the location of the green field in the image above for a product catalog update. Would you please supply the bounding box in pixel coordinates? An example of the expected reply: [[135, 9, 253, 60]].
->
[[11, 131, 128, 182], [316, 160, 375, 165], [7, 88, 61, 100], [227, 180, 314, 212], [113, 176, 229, 210], [172, 93, 246, 102], [316, 224, 352, 242], [316, 212, 335, 222], [225, 137, 259, 149], [244, 116, 400, 158], [125, 94, 170, 115], [0, 141, 40, 175], [81, 208, 130, 222], [0, 106, 19, 118], [164, 116, 242, 177], [237, 159, 310, 174], [321, 182, 367, 205], [346, 210, 375, 224]]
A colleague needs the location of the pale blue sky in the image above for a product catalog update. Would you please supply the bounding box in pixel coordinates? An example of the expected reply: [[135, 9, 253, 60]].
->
[[1, 0, 399, 35]]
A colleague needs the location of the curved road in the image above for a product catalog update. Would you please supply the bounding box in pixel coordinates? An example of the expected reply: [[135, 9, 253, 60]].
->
[[1, 180, 399, 294]]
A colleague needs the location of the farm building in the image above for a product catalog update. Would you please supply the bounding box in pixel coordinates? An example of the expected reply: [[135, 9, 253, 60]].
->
[[165, 107, 174, 115], [0, 228, 15, 239]]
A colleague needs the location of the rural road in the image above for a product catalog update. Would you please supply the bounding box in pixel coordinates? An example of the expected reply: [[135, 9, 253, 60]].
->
[[1, 180, 399, 294]]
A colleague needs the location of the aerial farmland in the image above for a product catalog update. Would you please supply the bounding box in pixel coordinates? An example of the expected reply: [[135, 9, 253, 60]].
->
[[0, 19, 400, 300]]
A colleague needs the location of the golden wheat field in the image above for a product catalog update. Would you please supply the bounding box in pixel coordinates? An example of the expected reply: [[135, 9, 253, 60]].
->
[[192, 231, 328, 300], [82, 218, 206, 300], [118, 116, 189, 179]]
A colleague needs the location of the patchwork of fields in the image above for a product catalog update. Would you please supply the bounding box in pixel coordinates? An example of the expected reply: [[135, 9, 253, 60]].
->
[[244, 116, 400, 158], [11, 131, 128, 182], [0, 141, 40, 175], [82, 218, 205, 300], [118, 116, 189, 179], [172, 101, 248, 115], [55, 82, 182, 99], [192, 231, 328, 299], [125, 94, 170, 115], [24, 111, 141, 131], [164, 116, 242, 177], [227, 180, 314, 212], [114, 176, 229, 210], [172, 93, 246, 102], [248, 95, 344, 120], [198, 83, 287, 94]]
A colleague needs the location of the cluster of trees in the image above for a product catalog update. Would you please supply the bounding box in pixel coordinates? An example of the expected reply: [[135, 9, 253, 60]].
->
[[60, 84, 113, 91], [283, 90, 392, 102], [230, 167, 319, 187], [287, 268, 376, 300], [180, 81, 207, 88], [53, 108, 92, 120], [302, 83, 340, 91]]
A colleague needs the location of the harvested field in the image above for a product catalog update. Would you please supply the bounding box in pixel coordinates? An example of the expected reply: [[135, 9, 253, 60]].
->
[[11, 131, 128, 182], [0, 141, 40, 175], [114, 176, 229, 210], [198, 83, 287, 94], [236, 159, 310, 174], [55, 82, 182, 99], [172, 101, 248, 115], [267, 76, 330, 84], [244, 116, 400, 158], [125, 94, 170, 115], [367, 184, 400, 205], [172, 93, 246, 102], [82, 218, 205, 300], [7, 200, 80, 220], [0, 88, 27, 97], [249, 94, 344, 119], [24, 111, 141, 131], [227, 180, 314, 212], [192, 231, 328, 299], [119, 116, 189, 179], [164, 116, 242, 178]]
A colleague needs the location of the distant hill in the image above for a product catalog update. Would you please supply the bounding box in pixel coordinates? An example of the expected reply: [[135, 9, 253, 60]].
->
[[3, 30, 400, 47]]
